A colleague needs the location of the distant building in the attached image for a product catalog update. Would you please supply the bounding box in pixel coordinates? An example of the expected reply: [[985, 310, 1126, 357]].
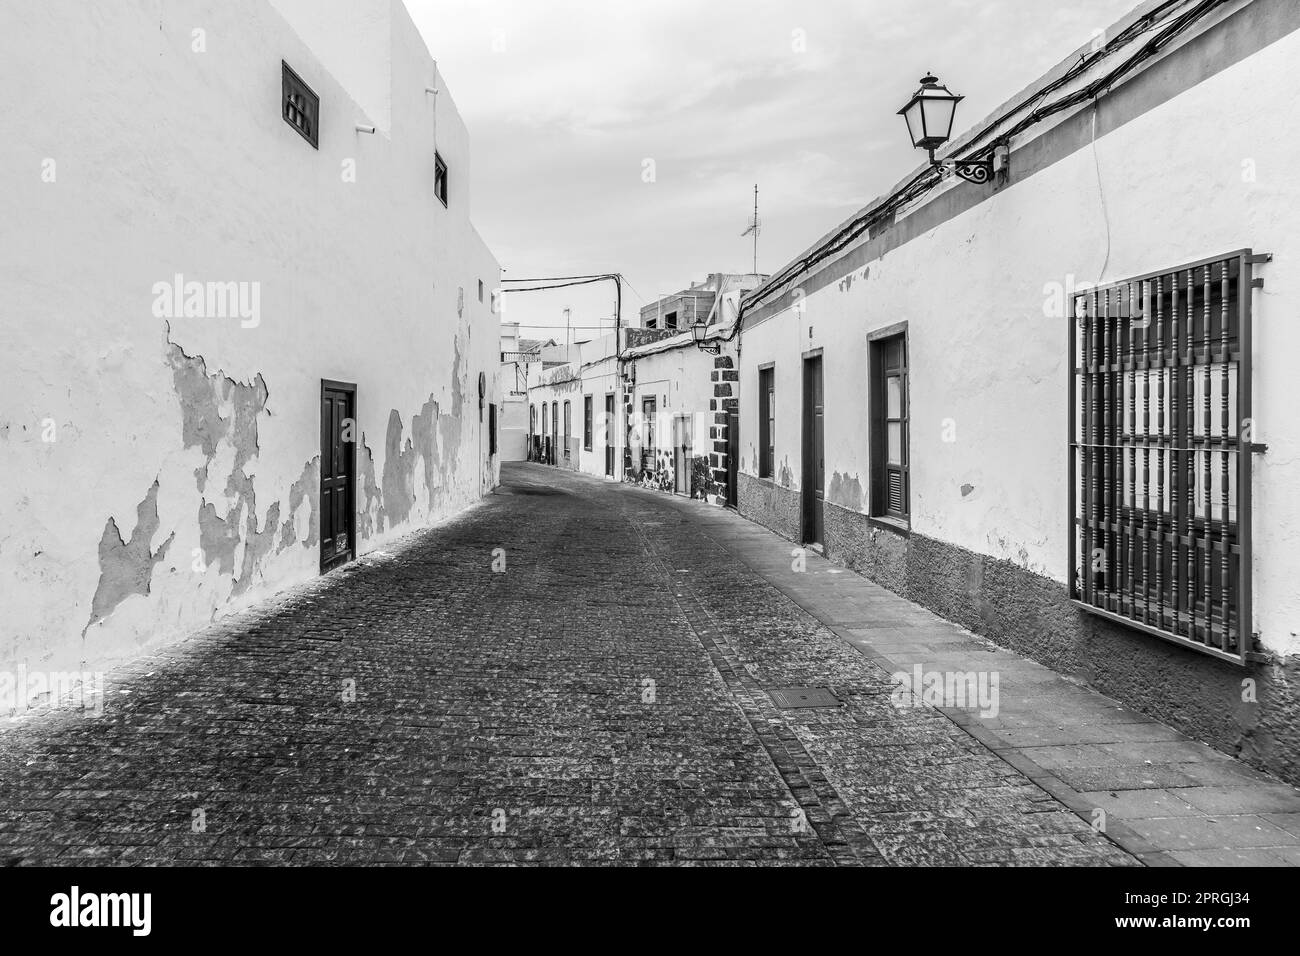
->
[[528, 274, 766, 504], [499, 324, 545, 462], [640, 274, 766, 333]]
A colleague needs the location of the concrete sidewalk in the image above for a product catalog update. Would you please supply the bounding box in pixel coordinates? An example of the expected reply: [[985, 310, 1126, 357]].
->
[[657, 493, 1300, 867]]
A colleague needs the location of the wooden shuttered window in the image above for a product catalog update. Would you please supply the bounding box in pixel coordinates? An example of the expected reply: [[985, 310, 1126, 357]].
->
[[563, 401, 572, 460], [870, 332, 909, 521], [758, 367, 775, 479]]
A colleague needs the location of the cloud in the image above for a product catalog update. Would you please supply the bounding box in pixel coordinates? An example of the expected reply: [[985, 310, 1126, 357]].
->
[[405, 0, 1139, 330]]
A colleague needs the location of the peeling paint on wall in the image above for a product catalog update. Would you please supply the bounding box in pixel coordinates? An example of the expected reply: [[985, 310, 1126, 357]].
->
[[278, 460, 319, 553], [379, 390, 467, 534], [358, 439, 383, 542], [164, 326, 290, 599], [454, 334, 468, 415], [234, 501, 280, 597], [166, 325, 268, 494], [198, 499, 242, 576], [411, 396, 443, 510], [837, 266, 869, 294], [86, 481, 174, 633], [382, 410, 416, 528], [89, 313, 479, 639], [828, 472, 864, 512]]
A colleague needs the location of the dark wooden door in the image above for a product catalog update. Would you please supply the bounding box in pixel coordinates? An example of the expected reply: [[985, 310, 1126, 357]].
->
[[641, 397, 657, 476], [605, 394, 616, 477], [802, 357, 825, 547], [551, 403, 558, 466], [726, 408, 739, 507], [674, 414, 692, 495], [320, 382, 356, 573]]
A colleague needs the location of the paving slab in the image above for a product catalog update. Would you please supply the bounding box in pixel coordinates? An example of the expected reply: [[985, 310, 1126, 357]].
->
[[1124, 815, 1300, 851], [1171, 786, 1300, 815], [1076, 789, 1203, 820]]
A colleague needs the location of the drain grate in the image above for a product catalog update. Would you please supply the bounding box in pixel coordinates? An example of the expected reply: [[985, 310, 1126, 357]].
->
[[767, 687, 841, 709]]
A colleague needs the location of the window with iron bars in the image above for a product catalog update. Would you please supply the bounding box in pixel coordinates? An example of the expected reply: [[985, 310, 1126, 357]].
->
[[1069, 250, 1264, 665], [282, 62, 319, 149]]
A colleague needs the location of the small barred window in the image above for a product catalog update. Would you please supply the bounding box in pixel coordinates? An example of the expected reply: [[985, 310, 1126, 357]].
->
[[282, 62, 319, 149]]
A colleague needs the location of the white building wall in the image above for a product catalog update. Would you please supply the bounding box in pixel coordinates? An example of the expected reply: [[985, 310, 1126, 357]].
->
[[740, 14, 1300, 659], [578, 360, 622, 479], [0, 0, 501, 682]]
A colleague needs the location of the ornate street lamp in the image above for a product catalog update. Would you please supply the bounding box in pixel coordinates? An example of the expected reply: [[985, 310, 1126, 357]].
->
[[898, 74, 1003, 185], [692, 320, 721, 355]]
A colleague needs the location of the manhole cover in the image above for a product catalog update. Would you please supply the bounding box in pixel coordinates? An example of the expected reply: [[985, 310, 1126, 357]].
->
[[768, 687, 840, 709]]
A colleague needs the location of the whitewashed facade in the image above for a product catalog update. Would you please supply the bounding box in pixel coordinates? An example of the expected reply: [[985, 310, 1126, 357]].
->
[[0, 0, 502, 686], [737, 0, 1300, 783]]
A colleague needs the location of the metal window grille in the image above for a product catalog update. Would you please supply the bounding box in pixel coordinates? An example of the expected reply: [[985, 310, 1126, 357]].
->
[[1069, 250, 1264, 665], [282, 62, 319, 149]]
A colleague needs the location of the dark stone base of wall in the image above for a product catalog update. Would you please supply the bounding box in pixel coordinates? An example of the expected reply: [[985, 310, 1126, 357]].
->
[[757, 496, 1299, 788], [738, 473, 802, 548]]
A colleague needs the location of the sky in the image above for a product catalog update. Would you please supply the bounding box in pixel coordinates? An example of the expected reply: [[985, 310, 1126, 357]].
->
[[405, 0, 1139, 341]]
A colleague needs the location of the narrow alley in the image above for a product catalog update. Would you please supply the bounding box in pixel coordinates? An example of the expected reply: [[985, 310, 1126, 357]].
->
[[9, 464, 1292, 867]]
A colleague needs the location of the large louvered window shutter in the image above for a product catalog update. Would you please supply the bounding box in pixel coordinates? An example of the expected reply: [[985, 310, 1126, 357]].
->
[[870, 329, 910, 522]]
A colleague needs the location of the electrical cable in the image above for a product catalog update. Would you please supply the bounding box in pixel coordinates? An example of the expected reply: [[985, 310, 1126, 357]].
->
[[497, 274, 625, 361], [1091, 105, 1112, 284], [500, 276, 620, 294], [502, 274, 617, 284]]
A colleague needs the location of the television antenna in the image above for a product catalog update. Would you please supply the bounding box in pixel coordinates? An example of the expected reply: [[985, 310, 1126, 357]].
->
[[741, 184, 761, 275]]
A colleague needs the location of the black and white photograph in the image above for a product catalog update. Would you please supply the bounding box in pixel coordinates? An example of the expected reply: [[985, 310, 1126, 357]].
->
[[0, 0, 1294, 933]]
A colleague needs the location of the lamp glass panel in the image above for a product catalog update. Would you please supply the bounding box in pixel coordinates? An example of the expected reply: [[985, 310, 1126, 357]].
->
[[903, 101, 923, 147], [921, 96, 957, 143]]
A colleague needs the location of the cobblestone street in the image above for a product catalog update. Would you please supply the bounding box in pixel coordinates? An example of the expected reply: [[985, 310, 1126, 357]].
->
[[0, 464, 1136, 866]]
